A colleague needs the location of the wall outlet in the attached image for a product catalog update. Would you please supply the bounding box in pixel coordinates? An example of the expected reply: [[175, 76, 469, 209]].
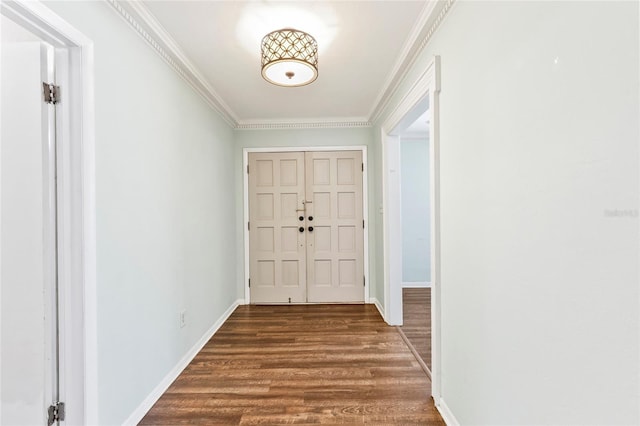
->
[[179, 310, 186, 328]]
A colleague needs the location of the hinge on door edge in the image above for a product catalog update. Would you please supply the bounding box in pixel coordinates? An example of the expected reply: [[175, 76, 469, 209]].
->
[[247, 165, 249, 174], [248, 222, 250, 230], [43, 82, 59, 105], [363, 220, 365, 229], [47, 402, 65, 425], [248, 278, 251, 288], [362, 163, 364, 172], [363, 276, 366, 287]]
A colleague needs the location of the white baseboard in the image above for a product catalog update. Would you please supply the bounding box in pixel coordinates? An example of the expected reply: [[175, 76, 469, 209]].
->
[[369, 297, 385, 321], [436, 397, 460, 426], [402, 281, 431, 288], [122, 299, 242, 426]]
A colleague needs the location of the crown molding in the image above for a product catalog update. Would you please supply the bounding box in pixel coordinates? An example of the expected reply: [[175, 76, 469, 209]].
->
[[104, 0, 453, 131], [105, 0, 239, 127], [368, 0, 455, 124], [236, 119, 372, 130]]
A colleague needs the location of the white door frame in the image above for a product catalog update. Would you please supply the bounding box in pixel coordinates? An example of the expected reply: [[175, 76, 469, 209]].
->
[[242, 146, 370, 304], [381, 56, 442, 403], [0, 1, 97, 423]]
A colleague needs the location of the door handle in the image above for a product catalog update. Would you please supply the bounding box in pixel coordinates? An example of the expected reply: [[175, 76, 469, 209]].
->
[[308, 226, 314, 232]]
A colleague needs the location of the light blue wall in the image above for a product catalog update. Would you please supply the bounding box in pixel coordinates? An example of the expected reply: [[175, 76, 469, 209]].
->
[[400, 138, 430, 283], [45, 2, 238, 424], [233, 128, 378, 302], [374, 1, 639, 424]]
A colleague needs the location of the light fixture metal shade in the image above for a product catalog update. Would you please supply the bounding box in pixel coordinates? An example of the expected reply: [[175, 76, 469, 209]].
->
[[261, 28, 318, 87]]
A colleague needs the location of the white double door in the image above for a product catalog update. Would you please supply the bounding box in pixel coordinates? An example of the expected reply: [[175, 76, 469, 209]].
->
[[249, 151, 364, 303]]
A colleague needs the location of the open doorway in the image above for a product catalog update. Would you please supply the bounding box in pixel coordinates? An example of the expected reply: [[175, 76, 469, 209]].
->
[[381, 56, 441, 403], [396, 107, 432, 375]]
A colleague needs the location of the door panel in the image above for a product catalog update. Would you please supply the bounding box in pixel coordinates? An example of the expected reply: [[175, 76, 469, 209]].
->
[[249, 152, 306, 303], [305, 151, 364, 302]]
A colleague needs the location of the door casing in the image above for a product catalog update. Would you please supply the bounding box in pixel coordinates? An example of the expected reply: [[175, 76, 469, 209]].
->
[[242, 146, 369, 304], [381, 56, 441, 406], [0, 1, 97, 423]]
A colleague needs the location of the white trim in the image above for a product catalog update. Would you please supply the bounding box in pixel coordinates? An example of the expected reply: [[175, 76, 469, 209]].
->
[[0, 1, 97, 423], [105, 0, 238, 128], [242, 146, 370, 305], [402, 281, 431, 288], [381, 55, 442, 402], [369, 0, 454, 123], [367, 0, 439, 122], [436, 398, 460, 426], [381, 134, 403, 325], [122, 299, 242, 426], [370, 298, 385, 320], [236, 120, 372, 130]]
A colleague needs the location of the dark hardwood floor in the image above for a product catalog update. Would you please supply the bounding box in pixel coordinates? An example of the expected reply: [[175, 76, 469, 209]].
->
[[140, 304, 444, 425], [399, 288, 431, 370]]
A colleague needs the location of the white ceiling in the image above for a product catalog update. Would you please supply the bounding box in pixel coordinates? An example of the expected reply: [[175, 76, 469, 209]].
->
[[118, 1, 446, 127]]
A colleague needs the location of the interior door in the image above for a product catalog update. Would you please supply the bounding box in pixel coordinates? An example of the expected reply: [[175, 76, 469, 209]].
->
[[305, 151, 364, 302], [248, 152, 307, 303], [248, 150, 364, 303], [1, 21, 60, 426]]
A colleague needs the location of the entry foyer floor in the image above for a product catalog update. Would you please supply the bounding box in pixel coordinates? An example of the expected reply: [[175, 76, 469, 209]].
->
[[140, 304, 444, 425]]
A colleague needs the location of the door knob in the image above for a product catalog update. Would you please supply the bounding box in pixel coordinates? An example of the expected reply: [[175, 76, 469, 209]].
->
[[299, 216, 304, 221], [308, 226, 314, 232], [299, 227, 304, 233], [308, 216, 313, 221]]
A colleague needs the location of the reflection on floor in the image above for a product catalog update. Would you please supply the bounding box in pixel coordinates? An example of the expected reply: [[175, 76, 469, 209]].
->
[[398, 288, 431, 372]]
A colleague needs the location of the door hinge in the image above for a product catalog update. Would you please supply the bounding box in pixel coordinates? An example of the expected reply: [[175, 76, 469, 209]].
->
[[362, 163, 364, 172], [363, 219, 365, 229], [47, 402, 65, 425], [248, 221, 250, 230], [248, 278, 251, 288], [43, 82, 59, 105], [247, 165, 249, 174], [363, 276, 366, 287]]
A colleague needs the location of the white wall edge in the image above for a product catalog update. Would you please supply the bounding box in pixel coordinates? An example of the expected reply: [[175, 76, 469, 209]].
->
[[122, 299, 242, 426], [436, 398, 460, 426], [370, 297, 386, 322], [402, 281, 431, 288]]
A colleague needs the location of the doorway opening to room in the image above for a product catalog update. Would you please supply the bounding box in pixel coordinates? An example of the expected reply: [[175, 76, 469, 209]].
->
[[243, 147, 370, 304], [396, 107, 433, 376], [381, 56, 441, 402]]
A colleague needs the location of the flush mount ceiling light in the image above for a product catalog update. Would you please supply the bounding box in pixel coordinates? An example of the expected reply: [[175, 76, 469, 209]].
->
[[261, 28, 318, 87]]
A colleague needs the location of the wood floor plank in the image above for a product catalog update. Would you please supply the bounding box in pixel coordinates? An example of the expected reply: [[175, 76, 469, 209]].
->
[[139, 304, 444, 425]]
